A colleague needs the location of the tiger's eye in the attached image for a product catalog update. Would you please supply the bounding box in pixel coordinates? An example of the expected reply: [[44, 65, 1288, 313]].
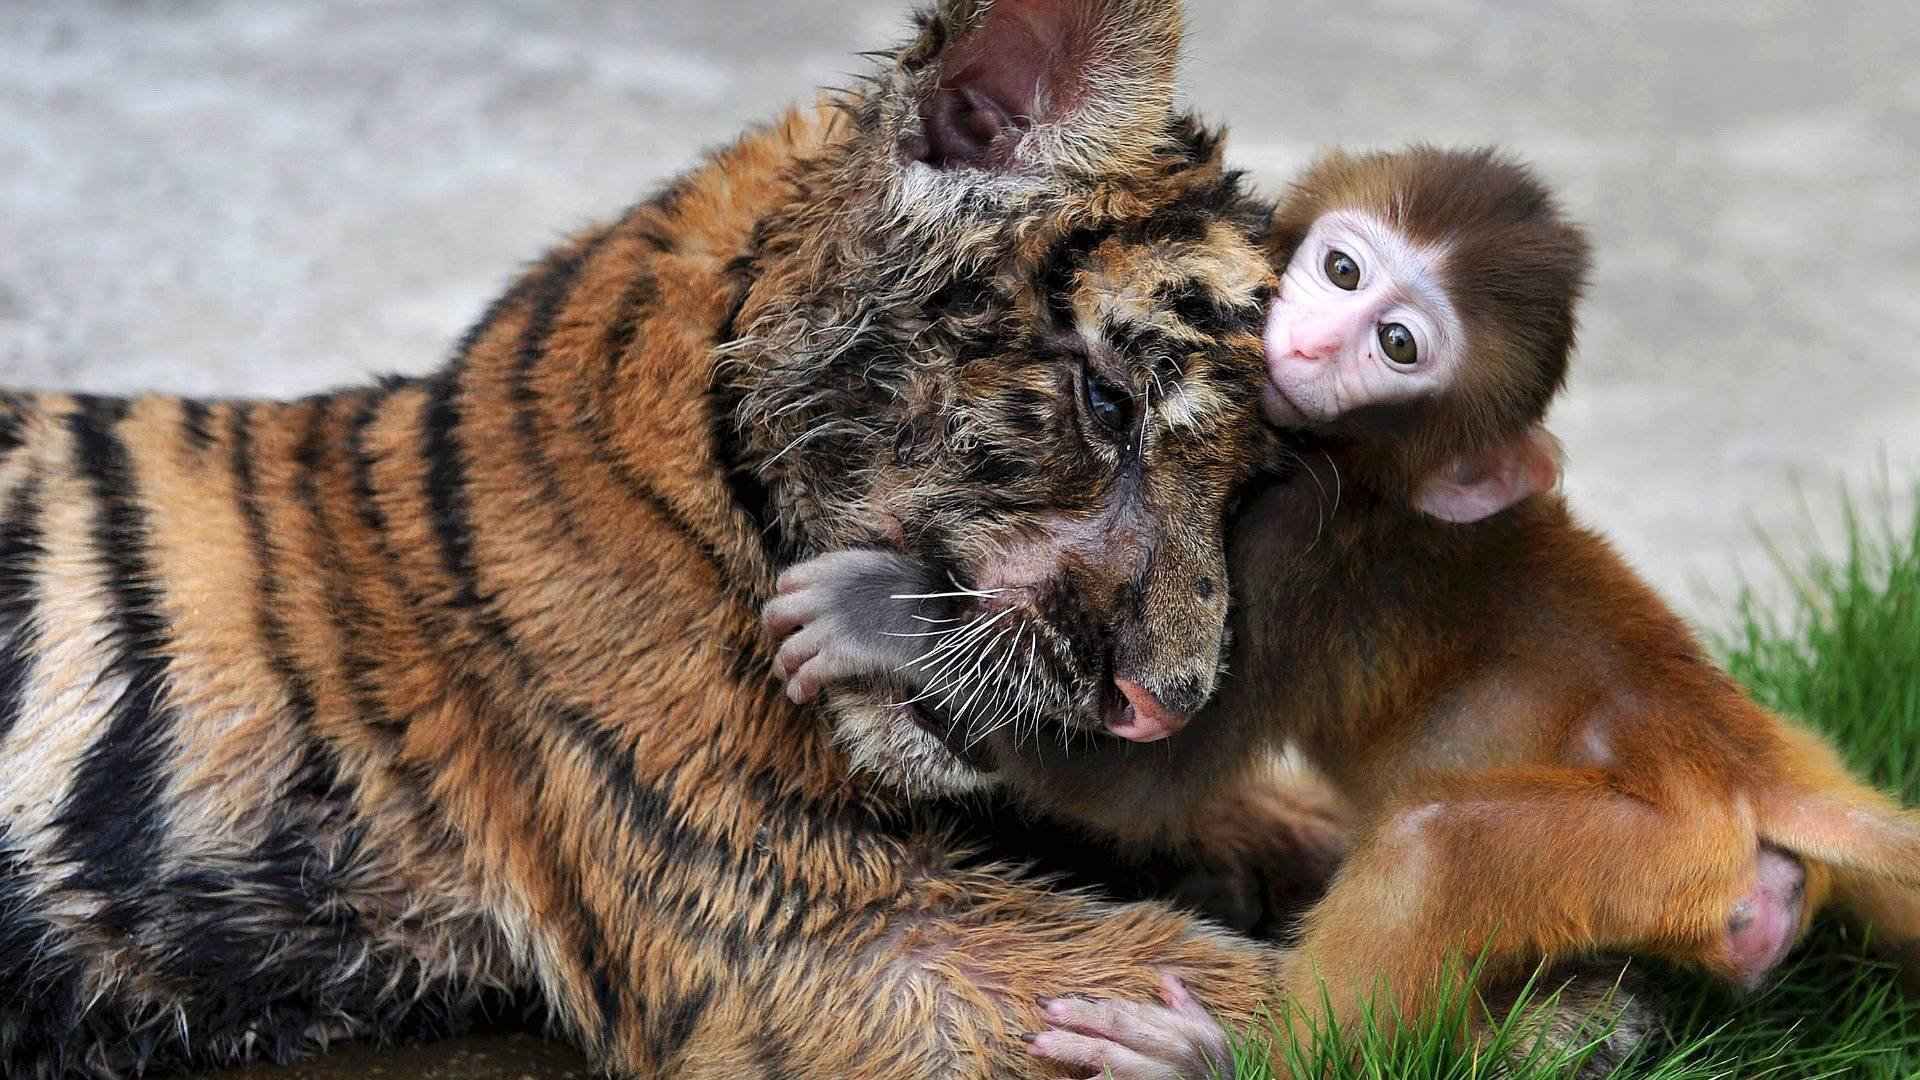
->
[[1323, 250, 1360, 290], [1083, 366, 1135, 435], [1378, 323, 1418, 366]]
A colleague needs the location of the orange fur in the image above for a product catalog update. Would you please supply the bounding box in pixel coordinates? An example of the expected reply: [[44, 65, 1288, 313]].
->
[[1223, 464, 1920, 1038]]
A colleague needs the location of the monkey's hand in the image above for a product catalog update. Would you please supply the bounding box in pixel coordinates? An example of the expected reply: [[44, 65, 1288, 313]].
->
[[1026, 973, 1234, 1080], [762, 548, 951, 705]]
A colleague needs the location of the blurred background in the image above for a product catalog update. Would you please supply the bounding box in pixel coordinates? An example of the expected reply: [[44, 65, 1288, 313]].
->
[[2, 0, 1917, 614]]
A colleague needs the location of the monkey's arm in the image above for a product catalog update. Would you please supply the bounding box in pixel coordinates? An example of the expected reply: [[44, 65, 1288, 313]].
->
[[762, 548, 955, 704]]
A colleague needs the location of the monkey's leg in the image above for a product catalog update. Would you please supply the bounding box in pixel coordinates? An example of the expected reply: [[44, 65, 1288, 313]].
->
[[1279, 769, 1764, 1050]]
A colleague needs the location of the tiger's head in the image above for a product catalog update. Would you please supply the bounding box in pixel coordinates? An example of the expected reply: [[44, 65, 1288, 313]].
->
[[723, 0, 1276, 796]]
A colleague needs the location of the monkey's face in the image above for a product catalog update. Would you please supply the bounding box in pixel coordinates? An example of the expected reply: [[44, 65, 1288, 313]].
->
[[1261, 208, 1465, 435], [1259, 147, 1588, 486]]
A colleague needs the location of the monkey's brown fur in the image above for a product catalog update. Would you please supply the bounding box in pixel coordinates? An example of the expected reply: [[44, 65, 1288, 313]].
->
[[1226, 462, 1920, 1041], [0, 2, 1341, 1075], [1233, 150, 1920, 1036]]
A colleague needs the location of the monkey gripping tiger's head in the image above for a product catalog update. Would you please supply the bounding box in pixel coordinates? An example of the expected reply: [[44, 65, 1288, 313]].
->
[[721, 0, 1276, 795]]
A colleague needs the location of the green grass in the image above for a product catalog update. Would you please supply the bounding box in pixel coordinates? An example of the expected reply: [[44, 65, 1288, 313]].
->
[[1232, 484, 1920, 1078]]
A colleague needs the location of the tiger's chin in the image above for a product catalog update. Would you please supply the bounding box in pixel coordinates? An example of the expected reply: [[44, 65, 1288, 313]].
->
[[831, 701, 1006, 799]]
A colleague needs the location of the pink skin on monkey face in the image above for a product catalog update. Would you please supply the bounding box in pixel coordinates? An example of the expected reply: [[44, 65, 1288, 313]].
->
[[1261, 209, 1465, 429]]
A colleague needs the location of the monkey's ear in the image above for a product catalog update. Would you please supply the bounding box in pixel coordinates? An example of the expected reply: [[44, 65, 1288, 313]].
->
[[907, 0, 1182, 174], [1414, 425, 1561, 524]]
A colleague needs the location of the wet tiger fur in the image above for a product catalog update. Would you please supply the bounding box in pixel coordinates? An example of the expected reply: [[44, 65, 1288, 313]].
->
[[0, 1, 1334, 1075]]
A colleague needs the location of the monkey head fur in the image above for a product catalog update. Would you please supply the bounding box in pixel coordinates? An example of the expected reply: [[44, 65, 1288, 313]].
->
[[1264, 146, 1590, 501], [720, 0, 1278, 796]]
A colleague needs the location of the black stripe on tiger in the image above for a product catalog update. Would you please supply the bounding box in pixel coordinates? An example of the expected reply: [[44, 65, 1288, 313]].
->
[[300, 393, 406, 738], [649, 975, 714, 1072], [345, 382, 402, 543], [230, 403, 329, 770], [709, 228, 790, 562], [179, 398, 216, 452], [510, 240, 603, 550], [0, 472, 45, 746], [0, 829, 91, 1076], [1037, 224, 1117, 329], [50, 396, 182, 911], [1158, 277, 1262, 341], [0, 394, 24, 458], [420, 373, 486, 610], [407, 234, 571, 604]]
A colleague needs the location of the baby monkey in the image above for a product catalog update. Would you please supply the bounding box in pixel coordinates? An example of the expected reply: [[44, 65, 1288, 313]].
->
[[765, 147, 1920, 1076]]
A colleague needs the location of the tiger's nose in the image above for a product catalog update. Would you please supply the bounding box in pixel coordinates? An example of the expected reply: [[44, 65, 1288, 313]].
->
[[1104, 676, 1190, 743]]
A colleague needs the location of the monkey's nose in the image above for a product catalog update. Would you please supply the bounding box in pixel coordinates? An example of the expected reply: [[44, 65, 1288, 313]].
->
[[1280, 314, 1346, 363], [1294, 328, 1344, 361], [1105, 677, 1190, 743], [1266, 308, 1334, 366]]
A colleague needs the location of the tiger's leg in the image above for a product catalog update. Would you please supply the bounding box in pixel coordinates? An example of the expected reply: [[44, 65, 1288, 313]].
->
[[573, 855, 1288, 1077]]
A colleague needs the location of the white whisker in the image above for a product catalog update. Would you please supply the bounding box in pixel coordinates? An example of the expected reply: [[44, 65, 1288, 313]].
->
[[891, 587, 1004, 600]]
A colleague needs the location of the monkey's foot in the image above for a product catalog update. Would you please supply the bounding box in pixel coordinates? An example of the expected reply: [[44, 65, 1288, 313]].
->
[[1722, 845, 1806, 990], [1026, 973, 1231, 1080]]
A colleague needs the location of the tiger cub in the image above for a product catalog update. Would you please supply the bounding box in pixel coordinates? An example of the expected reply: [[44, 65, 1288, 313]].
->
[[0, 1, 1343, 1076]]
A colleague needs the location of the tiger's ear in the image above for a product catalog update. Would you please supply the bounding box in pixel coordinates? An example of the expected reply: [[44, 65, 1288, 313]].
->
[[906, 0, 1183, 175]]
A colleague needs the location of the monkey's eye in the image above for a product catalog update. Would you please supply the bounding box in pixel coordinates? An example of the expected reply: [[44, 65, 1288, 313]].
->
[[1378, 323, 1419, 367], [1082, 365, 1136, 436], [1324, 250, 1360, 290]]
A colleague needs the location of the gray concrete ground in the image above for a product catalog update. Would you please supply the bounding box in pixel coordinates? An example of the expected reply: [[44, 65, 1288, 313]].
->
[[3, 3, 1919, 1075], [5, 0, 1920, 617]]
